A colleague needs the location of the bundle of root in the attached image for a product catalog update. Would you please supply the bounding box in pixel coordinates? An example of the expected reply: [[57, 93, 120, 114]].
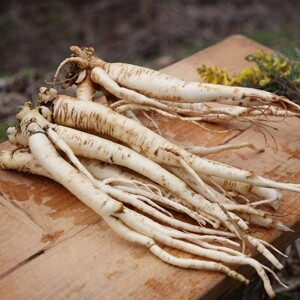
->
[[55, 46, 300, 131], [1, 46, 300, 298]]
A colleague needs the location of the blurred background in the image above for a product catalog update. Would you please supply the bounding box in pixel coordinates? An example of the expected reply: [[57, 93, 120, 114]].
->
[[1, 0, 299, 73], [0, 1, 299, 298]]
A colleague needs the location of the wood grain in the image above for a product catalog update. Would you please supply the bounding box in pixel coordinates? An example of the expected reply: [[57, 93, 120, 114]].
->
[[0, 35, 299, 300]]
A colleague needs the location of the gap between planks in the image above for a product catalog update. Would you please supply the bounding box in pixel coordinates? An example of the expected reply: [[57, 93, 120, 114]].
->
[[0, 217, 102, 281]]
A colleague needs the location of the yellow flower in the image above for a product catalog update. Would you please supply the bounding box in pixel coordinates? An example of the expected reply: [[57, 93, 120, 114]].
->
[[233, 66, 261, 85], [259, 77, 271, 86], [197, 65, 234, 85], [198, 50, 294, 88], [247, 50, 292, 77], [198, 48, 300, 103]]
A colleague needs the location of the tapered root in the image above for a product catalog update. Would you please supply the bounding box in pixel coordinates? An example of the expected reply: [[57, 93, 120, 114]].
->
[[117, 208, 277, 298], [104, 215, 249, 284]]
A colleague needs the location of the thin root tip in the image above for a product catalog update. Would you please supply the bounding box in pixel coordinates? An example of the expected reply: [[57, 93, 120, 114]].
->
[[275, 221, 294, 232]]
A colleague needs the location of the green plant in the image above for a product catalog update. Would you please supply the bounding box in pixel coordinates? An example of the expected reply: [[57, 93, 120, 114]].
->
[[198, 49, 300, 103], [0, 122, 10, 143]]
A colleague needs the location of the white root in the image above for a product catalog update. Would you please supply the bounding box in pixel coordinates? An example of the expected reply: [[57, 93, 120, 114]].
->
[[157, 101, 299, 118], [124, 109, 142, 124], [36, 95, 288, 268], [12, 110, 264, 235], [50, 46, 300, 144], [38, 92, 300, 194], [40, 94, 295, 263], [90, 67, 189, 114], [2, 143, 277, 292], [0, 144, 284, 276], [171, 169, 286, 229], [99, 62, 299, 112], [0, 147, 232, 240], [120, 208, 243, 256], [90, 67, 295, 137], [4, 127, 287, 266], [118, 208, 278, 298], [8, 118, 226, 230], [183, 142, 264, 155], [7, 132, 215, 229], [75, 70, 96, 101], [119, 207, 240, 250], [167, 149, 248, 243], [91, 162, 288, 232], [81, 159, 233, 231], [103, 215, 250, 284], [0, 120, 286, 296], [10, 109, 250, 236], [13, 108, 285, 222], [114, 103, 236, 134], [37, 94, 298, 241], [1, 45, 298, 300], [1, 146, 253, 291], [61, 46, 299, 113], [112, 101, 298, 133], [201, 175, 282, 210], [16, 112, 123, 217], [167, 163, 269, 220], [99, 183, 202, 233]]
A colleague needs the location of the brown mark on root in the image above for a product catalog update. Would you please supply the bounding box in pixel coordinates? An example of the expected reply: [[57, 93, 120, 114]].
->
[[246, 171, 258, 180], [164, 147, 182, 158]]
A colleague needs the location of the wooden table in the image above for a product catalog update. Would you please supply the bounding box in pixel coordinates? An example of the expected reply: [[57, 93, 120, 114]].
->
[[0, 35, 299, 300]]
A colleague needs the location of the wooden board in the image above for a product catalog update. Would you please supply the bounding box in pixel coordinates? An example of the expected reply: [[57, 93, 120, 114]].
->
[[0, 35, 299, 300]]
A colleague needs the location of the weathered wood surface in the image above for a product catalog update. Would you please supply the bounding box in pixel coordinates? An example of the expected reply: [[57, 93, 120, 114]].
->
[[0, 35, 299, 300]]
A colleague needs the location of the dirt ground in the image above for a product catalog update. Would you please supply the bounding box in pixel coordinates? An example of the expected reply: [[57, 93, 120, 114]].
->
[[1, 0, 299, 73]]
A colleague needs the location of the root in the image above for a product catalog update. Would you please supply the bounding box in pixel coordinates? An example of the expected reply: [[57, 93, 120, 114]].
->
[[2, 46, 300, 300], [104, 214, 249, 284], [117, 208, 276, 298], [183, 142, 264, 155]]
